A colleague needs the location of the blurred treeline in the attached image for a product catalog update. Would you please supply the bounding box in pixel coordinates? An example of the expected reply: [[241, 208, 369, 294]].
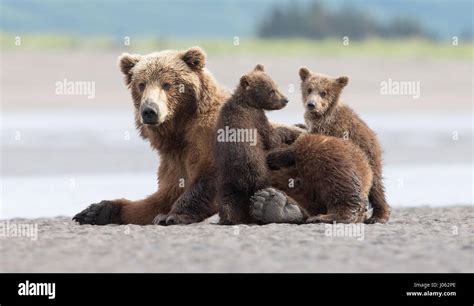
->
[[258, 1, 429, 40]]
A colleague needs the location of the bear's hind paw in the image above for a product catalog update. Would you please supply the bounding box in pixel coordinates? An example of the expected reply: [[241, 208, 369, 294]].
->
[[250, 188, 303, 224]]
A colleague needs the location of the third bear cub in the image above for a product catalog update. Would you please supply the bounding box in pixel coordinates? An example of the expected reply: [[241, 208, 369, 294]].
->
[[215, 64, 300, 224], [299, 67, 390, 223]]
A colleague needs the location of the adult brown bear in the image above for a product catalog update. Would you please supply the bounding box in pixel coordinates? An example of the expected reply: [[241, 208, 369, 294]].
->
[[73, 47, 302, 225], [74, 47, 227, 225]]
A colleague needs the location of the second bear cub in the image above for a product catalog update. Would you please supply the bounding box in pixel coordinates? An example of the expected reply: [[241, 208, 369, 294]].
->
[[299, 67, 390, 223], [215, 64, 298, 224]]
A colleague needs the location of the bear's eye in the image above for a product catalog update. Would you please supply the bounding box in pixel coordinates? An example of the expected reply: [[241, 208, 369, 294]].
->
[[320, 91, 327, 98], [138, 82, 146, 92], [307, 88, 312, 94], [270, 89, 276, 96], [162, 82, 171, 91]]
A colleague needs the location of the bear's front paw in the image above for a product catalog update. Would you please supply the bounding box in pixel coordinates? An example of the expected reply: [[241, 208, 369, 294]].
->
[[266, 152, 282, 170], [72, 201, 118, 225], [152, 213, 198, 226], [306, 214, 334, 224], [250, 188, 303, 224], [365, 216, 389, 224], [285, 130, 302, 145], [152, 214, 168, 225], [294, 123, 307, 130], [266, 149, 296, 170], [306, 214, 354, 224]]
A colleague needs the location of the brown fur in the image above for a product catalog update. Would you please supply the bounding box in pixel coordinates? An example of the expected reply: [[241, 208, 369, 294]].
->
[[214, 65, 299, 224], [299, 67, 390, 223], [267, 134, 373, 223], [74, 47, 228, 225], [73, 48, 304, 226]]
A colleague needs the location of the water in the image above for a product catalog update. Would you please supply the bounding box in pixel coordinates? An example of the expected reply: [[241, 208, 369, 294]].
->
[[1, 110, 472, 218]]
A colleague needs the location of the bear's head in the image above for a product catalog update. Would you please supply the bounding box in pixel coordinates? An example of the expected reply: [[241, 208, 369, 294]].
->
[[299, 67, 349, 116], [238, 64, 289, 111], [118, 47, 213, 127]]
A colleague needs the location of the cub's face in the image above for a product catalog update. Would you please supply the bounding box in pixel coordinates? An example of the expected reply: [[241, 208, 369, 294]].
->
[[240, 64, 289, 111], [118, 47, 206, 126], [299, 67, 349, 116]]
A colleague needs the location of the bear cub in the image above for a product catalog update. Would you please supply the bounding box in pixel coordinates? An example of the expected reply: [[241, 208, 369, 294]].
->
[[266, 134, 374, 223], [214, 64, 300, 225], [299, 67, 390, 223]]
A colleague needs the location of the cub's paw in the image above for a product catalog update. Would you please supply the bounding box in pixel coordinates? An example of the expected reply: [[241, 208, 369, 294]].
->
[[152, 214, 168, 225], [72, 201, 118, 225], [365, 216, 389, 224], [294, 123, 307, 130], [364, 205, 389, 224], [218, 218, 239, 226], [152, 213, 199, 226], [306, 214, 353, 224], [306, 214, 334, 224], [250, 188, 303, 224], [266, 149, 296, 170], [266, 153, 281, 171]]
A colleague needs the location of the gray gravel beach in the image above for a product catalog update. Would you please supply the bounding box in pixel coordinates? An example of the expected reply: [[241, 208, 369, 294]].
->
[[1, 206, 472, 273]]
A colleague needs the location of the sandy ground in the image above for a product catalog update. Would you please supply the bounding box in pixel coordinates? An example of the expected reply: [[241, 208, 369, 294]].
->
[[1, 206, 472, 273]]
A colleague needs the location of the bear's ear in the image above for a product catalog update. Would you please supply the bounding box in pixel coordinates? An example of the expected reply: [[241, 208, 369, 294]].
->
[[118, 53, 142, 85], [336, 76, 349, 87], [254, 64, 265, 72], [240, 75, 250, 89], [182, 47, 206, 71], [299, 67, 310, 81]]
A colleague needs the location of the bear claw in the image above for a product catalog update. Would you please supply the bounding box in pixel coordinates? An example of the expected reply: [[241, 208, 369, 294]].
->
[[165, 215, 179, 225], [365, 216, 389, 224], [152, 213, 198, 226], [152, 214, 168, 225], [306, 214, 332, 224], [250, 188, 304, 224], [72, 201, 114, 225]]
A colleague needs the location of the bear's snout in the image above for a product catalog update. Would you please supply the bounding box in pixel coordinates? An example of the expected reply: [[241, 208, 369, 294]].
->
[[140, 103, 159, 125], [306, 100, 316, 110]]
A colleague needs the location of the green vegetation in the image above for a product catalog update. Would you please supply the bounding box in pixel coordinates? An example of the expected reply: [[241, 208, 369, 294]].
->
[[258, 1, 428, 40], [1, 33, 472, 59]]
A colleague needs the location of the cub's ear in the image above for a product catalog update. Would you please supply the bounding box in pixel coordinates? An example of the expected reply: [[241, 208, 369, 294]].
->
[[182, 46, 206, 71], [299, 67, 310, 81], [118, 53, 142, 85], [240, 75, 250, 89], [254, 64, 265, 72], [336, 76, 349, 87]]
